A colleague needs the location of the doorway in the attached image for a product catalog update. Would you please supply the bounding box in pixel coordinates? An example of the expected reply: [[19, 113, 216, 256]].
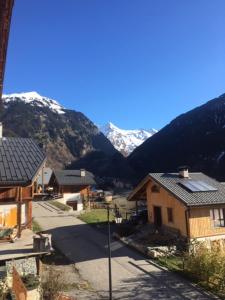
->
[[153, 206, 162, 227]]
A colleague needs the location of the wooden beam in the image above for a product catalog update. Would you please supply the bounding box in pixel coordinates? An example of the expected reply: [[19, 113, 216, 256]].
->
[[0, 0, 14, 102], [17, 187, 22, 238]]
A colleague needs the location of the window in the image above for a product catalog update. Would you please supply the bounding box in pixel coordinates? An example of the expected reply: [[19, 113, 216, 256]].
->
[[210, 208, 225, 227], [167, 207, 173, 223], [151, 185, 160, 193]]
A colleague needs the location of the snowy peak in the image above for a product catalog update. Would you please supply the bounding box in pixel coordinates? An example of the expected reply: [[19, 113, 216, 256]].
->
[[2, 91, 65, 114], [100, 122, 157, 156]]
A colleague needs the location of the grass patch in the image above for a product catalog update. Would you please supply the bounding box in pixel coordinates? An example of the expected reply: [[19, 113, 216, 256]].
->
[[49, 200, 71, 211], [32, 219, 42, 233], [157, 255, 184, 272], [79, 209, 114, 224]]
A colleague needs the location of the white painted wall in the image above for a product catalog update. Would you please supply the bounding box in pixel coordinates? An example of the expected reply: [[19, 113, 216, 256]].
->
[[63, 193, 83, 212]]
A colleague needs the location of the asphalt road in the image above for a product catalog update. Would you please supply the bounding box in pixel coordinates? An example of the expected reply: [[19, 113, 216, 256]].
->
[[33, 201, 215, 300]]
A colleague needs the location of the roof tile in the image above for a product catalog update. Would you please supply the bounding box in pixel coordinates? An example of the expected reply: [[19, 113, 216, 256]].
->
[[149, 172, 225, 206], [0, 138, 46, 186]]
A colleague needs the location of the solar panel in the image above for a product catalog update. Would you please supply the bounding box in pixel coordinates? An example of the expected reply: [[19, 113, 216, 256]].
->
[[180, 180, 218, 192]]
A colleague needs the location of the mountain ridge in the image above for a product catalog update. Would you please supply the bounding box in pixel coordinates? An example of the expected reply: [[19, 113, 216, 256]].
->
[[1, 92, 134, 183], [100, 122, 157, 156], [128, 93, 225, 181]]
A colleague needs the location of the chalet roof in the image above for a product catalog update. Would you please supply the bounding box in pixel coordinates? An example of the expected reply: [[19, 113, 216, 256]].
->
[[128, 172, 225, 207], [53, 170, 96, 186], [0, 137, 46, 186]]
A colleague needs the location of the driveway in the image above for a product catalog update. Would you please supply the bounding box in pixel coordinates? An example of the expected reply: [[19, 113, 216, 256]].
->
[[33, 201, 215, 300]]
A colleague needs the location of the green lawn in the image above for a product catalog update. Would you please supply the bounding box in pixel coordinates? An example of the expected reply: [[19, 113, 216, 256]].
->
[[32, 219, 42, 233], [79, 209, 114, 224], [48, 200, 71, 211]]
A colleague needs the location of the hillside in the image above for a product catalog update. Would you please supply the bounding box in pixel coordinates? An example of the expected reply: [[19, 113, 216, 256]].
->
[[0, 92, 133, 182], [128, 93, 225, 181]]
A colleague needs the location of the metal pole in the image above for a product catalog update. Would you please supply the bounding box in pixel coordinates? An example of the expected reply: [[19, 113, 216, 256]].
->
[[107, 205, 112, 300], [42, 166, 45, 194]]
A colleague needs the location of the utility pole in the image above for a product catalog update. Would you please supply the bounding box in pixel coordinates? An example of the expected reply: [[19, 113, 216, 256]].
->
[[107, 204, 112, 300]]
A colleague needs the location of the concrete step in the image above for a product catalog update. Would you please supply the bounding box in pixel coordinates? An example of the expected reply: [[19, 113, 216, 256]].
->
[[45, 202, 62, 212]]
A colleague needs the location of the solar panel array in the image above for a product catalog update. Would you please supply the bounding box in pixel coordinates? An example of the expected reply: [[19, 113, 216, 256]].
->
[[180, 180, 218, 192]]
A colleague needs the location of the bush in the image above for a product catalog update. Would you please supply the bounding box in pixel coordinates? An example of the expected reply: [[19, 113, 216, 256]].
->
[[41, 266, 65, 300], [184, 241, 225, 295], [0, 279, 8, 300], [21, 274, 39, 290]]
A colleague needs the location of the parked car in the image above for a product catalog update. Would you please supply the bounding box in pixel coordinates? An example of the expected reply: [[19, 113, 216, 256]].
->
[[129, 209, 148, 225]]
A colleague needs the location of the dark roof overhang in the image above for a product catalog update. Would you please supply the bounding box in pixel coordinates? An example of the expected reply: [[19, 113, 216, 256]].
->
[[0, 0, 14, 100]]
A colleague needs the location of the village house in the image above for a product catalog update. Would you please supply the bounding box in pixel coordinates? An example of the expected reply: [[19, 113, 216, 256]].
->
[[49, 169, 96, 211], [0, 124, 46, 239], [35, 167, 52, 194], [128, 167, 225, 243]]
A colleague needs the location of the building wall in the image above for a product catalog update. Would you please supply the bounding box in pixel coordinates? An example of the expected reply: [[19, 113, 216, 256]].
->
[[0, 203, 17, 227], [57, 185, 90, 212], [0, 188, 33, 228], [189, 206, 225, 239], [0, 203, 28, 227], [63, 193, 83, 211], [146, 181, 188, 237]]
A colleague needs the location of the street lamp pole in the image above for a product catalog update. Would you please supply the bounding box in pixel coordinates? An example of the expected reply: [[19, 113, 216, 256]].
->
[[107, 204, 113, 300]]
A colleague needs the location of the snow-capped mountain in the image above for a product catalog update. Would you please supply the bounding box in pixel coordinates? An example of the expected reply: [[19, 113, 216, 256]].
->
[[3, 91, 65, 114], [1, 92, 124, 176], [100, 122, 157, 156]]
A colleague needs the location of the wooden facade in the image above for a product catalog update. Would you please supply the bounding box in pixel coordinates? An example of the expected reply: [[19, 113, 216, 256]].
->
[[188, 206, 225, 239], [131, 177, 225, 241], [146, 181, 188, 237], [0, 184, 34, 236], [57, 185, 89, 195]]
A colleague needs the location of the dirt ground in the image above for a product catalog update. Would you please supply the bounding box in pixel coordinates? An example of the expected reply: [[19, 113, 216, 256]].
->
[[41, 249, 101, 300]]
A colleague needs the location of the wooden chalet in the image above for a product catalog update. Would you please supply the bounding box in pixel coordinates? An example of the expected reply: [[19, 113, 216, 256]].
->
[[128, 167, 225, 243], [0, 130, 46, 237], [49, 169, 95, 211]]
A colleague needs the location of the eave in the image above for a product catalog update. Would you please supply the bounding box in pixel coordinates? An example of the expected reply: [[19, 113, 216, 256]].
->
[[0, 0, 14, 100]]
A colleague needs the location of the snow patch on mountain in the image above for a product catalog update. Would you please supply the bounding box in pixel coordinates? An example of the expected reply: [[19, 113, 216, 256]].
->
[[100, 122, 157, 156], [2, 91, 65, 114]]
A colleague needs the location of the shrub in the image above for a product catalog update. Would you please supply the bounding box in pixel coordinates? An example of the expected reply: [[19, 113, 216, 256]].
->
[[41, 266, 65, 300], [0, 279, 8, 300], [21, 274, 39, 290], [184, 241, 225, 295]]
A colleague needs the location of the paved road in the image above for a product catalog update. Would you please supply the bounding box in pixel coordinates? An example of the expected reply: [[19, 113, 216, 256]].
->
[[33, 201, 215, 300]]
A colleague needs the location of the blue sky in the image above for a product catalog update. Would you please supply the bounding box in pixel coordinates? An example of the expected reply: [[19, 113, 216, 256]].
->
[[3, 0, 225, 130]]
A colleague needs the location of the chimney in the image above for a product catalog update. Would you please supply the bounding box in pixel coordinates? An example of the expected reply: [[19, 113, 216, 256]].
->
[[0, 123, 2, 138], [80, 169, 86, 177], [178, 166, 189, 178]]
